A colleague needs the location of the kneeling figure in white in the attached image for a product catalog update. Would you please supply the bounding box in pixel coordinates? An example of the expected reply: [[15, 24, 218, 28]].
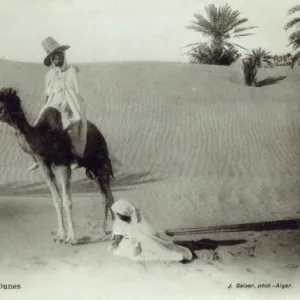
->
[[109, 200, 193, 262]]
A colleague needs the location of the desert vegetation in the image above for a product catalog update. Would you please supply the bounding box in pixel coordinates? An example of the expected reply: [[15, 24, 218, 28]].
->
[[185, 4, 256, 66], [185, 3, 300, 86], [284, 5, 300, 67], [272, 53, 292, 66], [187, 43, 241, 65], [242, 48, 273, 86]]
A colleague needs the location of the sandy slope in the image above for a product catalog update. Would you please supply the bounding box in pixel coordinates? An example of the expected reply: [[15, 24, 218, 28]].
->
[[0, 61, 299, 228], [0, 60, 299, 299]]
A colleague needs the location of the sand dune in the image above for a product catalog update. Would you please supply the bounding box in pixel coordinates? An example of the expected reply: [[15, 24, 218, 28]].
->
[[0, 60, 299, 228], [0, 60, 299, 299]]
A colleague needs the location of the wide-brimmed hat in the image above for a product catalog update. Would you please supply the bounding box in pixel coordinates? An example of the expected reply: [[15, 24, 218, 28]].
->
[[42, 36, 70, 67]]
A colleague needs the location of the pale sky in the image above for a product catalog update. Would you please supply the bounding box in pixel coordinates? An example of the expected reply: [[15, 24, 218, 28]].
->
[[0, 0, 299, 63]]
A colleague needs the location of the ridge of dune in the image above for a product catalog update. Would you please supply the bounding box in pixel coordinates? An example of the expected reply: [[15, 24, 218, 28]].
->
[[0, 61, 299, 230]]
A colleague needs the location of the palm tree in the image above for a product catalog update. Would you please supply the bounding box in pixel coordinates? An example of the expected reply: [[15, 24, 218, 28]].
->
[[284, 5, 300, 67], [242, 58, 258, 87], [245, 48, 273, 68], [186, 3, 256, 54], [243, 48, 273, 86]]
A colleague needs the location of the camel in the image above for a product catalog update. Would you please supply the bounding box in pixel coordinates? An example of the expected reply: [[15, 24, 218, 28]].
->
[[0, 87, 115, 245]]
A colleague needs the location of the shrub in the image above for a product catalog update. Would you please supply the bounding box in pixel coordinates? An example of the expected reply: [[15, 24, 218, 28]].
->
[[242, 48, 273, 86], [188, 43, 241, 66]]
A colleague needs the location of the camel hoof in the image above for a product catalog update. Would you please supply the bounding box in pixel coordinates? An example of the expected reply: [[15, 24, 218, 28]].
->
[[53, 232, 66, 243], [64, 235, 78, 245], [53, 235, 66, 243]]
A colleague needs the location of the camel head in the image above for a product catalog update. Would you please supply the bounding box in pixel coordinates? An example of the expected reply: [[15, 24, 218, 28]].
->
[[0, 87, 22, 126]]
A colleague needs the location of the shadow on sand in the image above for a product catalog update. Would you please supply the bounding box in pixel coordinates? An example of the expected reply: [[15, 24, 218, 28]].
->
[[256, 76, 287, 87], [73, 233, 247, 253], [165, 219, 300, 236], [176, 238, 248, 262], [74, 234, 247, 263], [0, 171, 161, 196]]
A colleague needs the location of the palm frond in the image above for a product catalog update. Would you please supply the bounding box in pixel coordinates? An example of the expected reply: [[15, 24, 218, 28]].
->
[[205, 4, 218, 25], [192, 13, 214, 32], [186, 43, 214, 64], [182, 42, 200, 49], [245, 48, 273, 69], [288, 5, 300, 15], [186, 42, 241, 65], [287, 31, 300, 49], [290, 50, 300, 68], [186, 3, 255, 51], [186, 22, 212, 35], [232, 33, 254, 38], [284, 18, 300, 31], [232, 26, 257, 34], [218, 5, 241, 33], [225, 18, 249, 32], [288, 30, 300, 41], [182, 48, 196, 56]]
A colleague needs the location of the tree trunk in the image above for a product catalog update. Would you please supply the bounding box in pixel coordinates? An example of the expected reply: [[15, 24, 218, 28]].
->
[[211, 38, 223, 64]]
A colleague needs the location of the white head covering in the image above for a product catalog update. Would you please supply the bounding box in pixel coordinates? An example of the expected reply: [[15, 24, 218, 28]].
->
[[111, 199, 139, 222], [110, 199, 193, 261]]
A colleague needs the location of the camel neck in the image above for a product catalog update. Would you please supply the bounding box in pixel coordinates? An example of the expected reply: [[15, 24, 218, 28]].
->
[[11, 110, 33, 137]]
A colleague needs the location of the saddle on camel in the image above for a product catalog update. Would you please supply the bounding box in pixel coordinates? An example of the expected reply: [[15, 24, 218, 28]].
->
[[0, 37, 115, 244]]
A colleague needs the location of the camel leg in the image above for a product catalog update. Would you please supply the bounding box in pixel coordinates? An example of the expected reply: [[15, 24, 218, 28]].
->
[[55, 165, 77, 245], [14, 133, 40, 170], [37, 159, 66, 242], [95, 176, 115, 239]]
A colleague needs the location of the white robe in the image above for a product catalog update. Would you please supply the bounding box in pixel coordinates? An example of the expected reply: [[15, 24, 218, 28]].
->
[[111, 210, 193, 262], [35, 66, 88, 157]]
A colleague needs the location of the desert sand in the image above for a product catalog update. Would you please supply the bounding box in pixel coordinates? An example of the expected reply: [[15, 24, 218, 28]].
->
[[0, 60, 299, 299]]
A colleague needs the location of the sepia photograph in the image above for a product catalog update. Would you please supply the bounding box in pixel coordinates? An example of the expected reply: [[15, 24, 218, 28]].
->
[[0, 0, 299, 299]]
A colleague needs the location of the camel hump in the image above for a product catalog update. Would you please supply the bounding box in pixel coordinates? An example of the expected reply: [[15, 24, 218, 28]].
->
[[35, 107, 64, 132]]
